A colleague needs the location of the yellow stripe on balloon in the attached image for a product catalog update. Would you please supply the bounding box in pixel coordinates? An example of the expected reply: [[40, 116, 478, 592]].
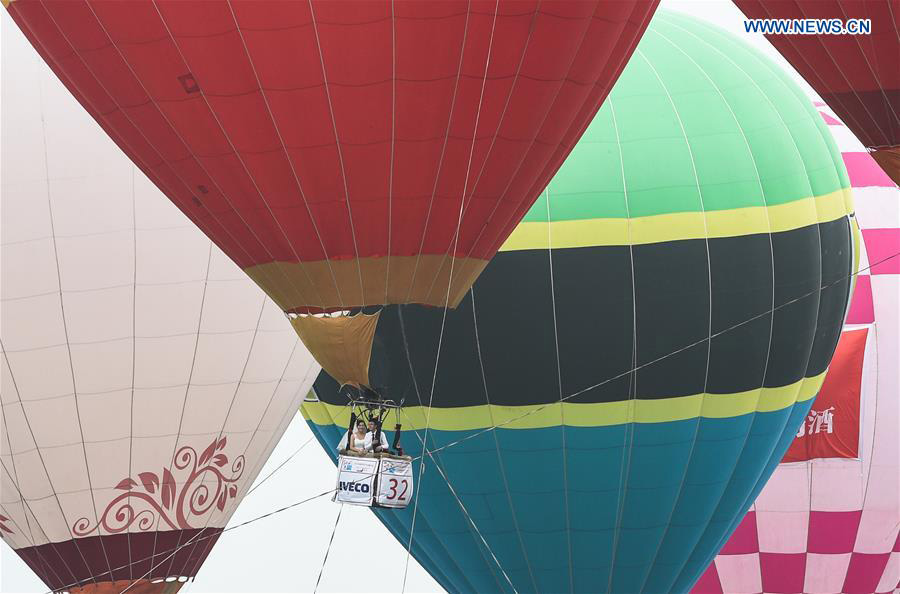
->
[[301, 371, 827, 432], [499, 188, 852, 252]]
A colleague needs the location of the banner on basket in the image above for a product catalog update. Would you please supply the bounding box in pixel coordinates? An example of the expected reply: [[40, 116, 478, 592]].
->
[[376, 457, 413, 509], [335, 455, 378, 506]]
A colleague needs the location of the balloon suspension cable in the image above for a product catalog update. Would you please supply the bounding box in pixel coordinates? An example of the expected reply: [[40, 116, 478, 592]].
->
[[154, 296, 270, 582], [414, 247, 900, 461], [402, 2, 501, 592], [400, 406, 519, 594], [245, 436, 315, 497], [49, 467, 382, 594], [176, 247, 900, 594], [469, 287, 540, 592], [48, 247, 894, 594], [314, 504, 343, 594]]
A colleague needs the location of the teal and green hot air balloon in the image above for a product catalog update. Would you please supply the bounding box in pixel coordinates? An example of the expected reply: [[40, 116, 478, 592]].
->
[[303, 11, 856, 594]]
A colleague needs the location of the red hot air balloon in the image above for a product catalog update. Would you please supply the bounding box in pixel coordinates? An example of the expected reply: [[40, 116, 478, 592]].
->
[[3, 0, 658, 388], [733, 0, 900, 185]]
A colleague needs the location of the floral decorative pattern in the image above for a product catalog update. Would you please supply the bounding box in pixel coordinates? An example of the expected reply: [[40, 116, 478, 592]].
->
[[73, 437, 243, 536], [0, 514, 14, 536]]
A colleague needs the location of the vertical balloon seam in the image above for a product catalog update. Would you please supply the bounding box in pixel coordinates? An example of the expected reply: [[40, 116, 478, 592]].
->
[[609, 93, 642, 594], [396, 309, 514, 594], [406, 415, 514, 594], [544, 187, 578, 594], [458, 3, 660, 274], [306, 0, 367, 308], [666, 37, 835, 594], [414, 2, 537, 307], [126, 165, 138, 582], [401, 4, 472, 306], [0, 43, 84, 583], [39, 65, 118, 585], [421, 3, 599, 309], [632, 19, 777, 592], [402, 4, 518, 592], [146, 243, 214, 584], [384, 0, 396, 308], [181, 333, 308, 579], [143, 0, 338, 312], [469, 286, 541, 593], [605, 41, 717, 593], [396, 303, 515, 594], [222, 0, 346, 313], [676, 232, 854, 588], [0, 416, 76, 587], [657, 12, 836, 590]]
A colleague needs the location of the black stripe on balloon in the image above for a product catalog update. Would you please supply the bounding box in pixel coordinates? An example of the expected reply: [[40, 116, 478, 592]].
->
[[315, 217, 851, 408]]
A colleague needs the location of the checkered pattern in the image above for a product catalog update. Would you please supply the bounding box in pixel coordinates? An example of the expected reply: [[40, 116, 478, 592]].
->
[[695, 515, 899, 594], [693, 103, 899, 594]]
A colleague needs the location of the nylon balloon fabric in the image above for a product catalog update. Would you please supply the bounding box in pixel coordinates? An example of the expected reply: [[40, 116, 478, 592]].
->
[[4, 0, 658, 316], [733, 0, 900, 186], [0, 25, 320, 594], [302, 12, 857, 594]]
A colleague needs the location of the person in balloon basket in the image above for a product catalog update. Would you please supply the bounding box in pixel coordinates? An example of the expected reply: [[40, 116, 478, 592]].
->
[[367, 419, 390, 453], [337, 419, 370, 455]]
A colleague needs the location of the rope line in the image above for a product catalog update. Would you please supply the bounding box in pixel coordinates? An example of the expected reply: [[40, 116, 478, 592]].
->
[[16, 246, 896, 594], [603, 94, 641, 594], [313, 504, 343, 593], [246, 436, 315, 497], [416, 248, 898, 461], [402, 2, 501, 592], [470, 287, 540, 592], [117, 488, 338, 594], [633, 23, 778, 593], [306, 0, 366, 308], [395, 309, 494, 593], [400, 407, 518, 594], [43, 466, 382, 594], [224, 0, 340, 312], [543, 184, 576, 594]]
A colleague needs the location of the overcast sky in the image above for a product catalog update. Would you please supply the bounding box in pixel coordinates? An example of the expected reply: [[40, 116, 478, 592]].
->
[[1, 2, 819, 592]]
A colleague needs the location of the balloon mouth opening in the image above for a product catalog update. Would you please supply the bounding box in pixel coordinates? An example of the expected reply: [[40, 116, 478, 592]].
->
[[150, 576, 188, 584], [288, 309, 351, 319], [287, 308, 384, 319]]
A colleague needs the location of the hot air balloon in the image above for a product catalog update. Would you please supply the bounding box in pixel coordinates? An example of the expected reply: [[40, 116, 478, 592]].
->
[[301, 11, 858, 594], [3, 0, 659, 390], [0, 27, 319, 593], [694, 102, 899, 594], [733, 0, 900, 186]]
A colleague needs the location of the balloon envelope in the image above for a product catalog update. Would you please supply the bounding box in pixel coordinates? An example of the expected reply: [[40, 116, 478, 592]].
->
[[694, 101, 900, 594], [0, 27, 319, 593], [5, 0, 659, 316], [733, 0, 900, 185], [303, 12, 856, 594]]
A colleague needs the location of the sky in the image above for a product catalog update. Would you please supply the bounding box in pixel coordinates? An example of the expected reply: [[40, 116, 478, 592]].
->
[[0, 1, 822, 592]]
